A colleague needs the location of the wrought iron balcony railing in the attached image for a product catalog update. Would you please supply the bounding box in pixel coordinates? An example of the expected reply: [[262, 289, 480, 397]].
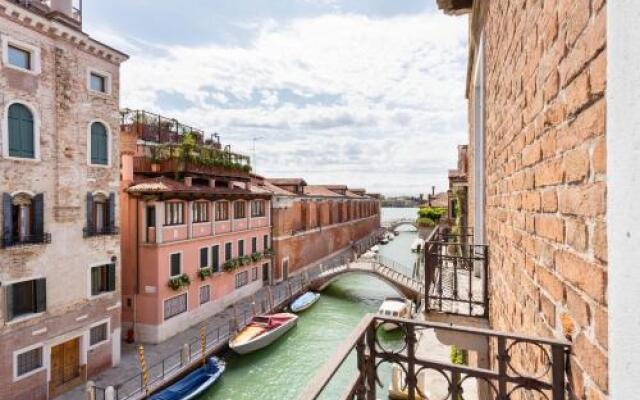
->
[[83, 226, 120, 238], [121, 109, 219, 147], [424, 226, 488, 318], [1, 233, 51, 248], [300, 314, 571, 400]]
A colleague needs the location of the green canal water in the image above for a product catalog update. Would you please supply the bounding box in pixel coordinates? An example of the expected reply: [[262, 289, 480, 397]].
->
[[204, 208, 419, 400]]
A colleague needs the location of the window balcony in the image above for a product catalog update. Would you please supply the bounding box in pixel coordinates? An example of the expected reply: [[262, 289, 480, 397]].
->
[[1, 233, 51, 248], [83, 226, 120, 238], [300, 314, 570, 400]]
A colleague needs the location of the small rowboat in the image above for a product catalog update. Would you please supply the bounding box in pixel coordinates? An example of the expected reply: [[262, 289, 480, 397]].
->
[[149, 357, 225, 400], [290, 291, 320, 313], [229, 313, 298, 355]]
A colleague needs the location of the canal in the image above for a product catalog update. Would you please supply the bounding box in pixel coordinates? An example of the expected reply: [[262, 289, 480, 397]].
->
[[204, 208, 420, 400]]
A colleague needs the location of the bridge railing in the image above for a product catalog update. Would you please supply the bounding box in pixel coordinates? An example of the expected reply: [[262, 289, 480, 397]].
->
[[424, 225, 488, 317], [298, 314, 571, 400]]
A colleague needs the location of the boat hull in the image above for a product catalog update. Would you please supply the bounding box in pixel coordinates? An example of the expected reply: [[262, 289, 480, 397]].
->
[[149, 357, 225, 400], [230, 314, 298, 355], [290, 292, 320, 313]]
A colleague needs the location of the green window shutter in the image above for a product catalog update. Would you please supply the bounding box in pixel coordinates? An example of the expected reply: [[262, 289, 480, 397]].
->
[[5, 284, 14, 321], [91, 122, 108, 165], [86, 193, 94, 233], [8, 104, 34, 158], [32, 193, 44, 236], [91, 267, 99, 296], [211, 245, 219, 272], [108, 192, 116, 229], [108, 264, 116, 292], [200, 248, 208, 268], [3, 193, 13, 244], [35, 279, 46, 313]]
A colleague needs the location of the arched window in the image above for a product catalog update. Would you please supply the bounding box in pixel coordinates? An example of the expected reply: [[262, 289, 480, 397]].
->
[[90, 122, 108, 165], [8, 103, 35, 158]]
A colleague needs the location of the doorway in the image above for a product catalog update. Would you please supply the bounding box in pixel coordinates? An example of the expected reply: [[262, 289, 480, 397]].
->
[[262, 262, 270, 283], [50, 337, 82, 397]]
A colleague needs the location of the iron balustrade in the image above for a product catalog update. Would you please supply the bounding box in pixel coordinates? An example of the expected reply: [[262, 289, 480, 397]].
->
[[83, 226, 120, 237], [299, 314, 571, 400], [424, 226, 489, 317], [1, 232, 51, 248], [121, 109, 212, 146]]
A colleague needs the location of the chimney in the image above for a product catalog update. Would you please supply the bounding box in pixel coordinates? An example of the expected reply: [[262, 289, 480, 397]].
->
[[184, 177, 192, 187], [50, 0, 73, 16]]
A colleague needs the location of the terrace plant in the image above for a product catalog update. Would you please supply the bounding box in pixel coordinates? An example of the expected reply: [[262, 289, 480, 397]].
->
[[198, 267, 214, 280], [416, 206, 446, 228], [251, 252, 262, 262], [168, 273, 191, 291]]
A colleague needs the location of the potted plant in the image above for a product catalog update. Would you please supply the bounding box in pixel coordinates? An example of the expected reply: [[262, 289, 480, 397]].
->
[[168, 273, 191, 291], [198, 267, 213, 280], [251, 252, 262, 262]]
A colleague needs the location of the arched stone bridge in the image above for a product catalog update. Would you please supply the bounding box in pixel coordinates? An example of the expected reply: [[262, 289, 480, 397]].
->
[[308, 259, 424, 302], [382, 218, 418, 232]]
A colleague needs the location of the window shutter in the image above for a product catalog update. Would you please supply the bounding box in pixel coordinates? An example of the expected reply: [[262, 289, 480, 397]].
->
[[108, 263, 116, 292], [108, 192, 116, 229], [35, 279, 46, 313], [8, 104, 34, 158], [5, 284, 14, 321], [32, 193, 44, 236], [91, 267, 99, 296], [3, 193, 13, 243], [86, 193, 94, 232]]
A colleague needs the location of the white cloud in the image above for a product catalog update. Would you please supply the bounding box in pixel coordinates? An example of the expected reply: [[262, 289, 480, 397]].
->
[[95, 11, 469, 195]]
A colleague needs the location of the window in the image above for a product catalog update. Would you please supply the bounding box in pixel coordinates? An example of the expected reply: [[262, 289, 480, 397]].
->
[[170, 253, 181, 277], [16, 347, 43, 378], [90, 122, 109, 165], [224, 243, 232, 261], [235, 271, 249, 289], [5, 278, 46, 321], [7, 103, 35, 159], [90, 264, 116, 296], [211, 245, 220, 272], [263, 235, 269, 251], [165, 202, 184, 226], [215, 202, 229, 221], [251, 237, 257, 254], [252, 267, 258, 281], [89, 323, 108, 346], [164, 293, 187, 320], [238, 239, 245, 257], [2, 192, 46, 247], [90, 72, 107, 93], [199, 247, 209, 269], [199, 285, 211, 305], [251, 200, 265, 217], [234, 201, 246, 219], [193, 201, 209, 223], [7, 45, 31, 70], [86, 192, 115, 236]]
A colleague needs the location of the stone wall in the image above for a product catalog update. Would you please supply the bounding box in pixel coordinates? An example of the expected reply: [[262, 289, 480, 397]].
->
[[471, 1, 608, 398]]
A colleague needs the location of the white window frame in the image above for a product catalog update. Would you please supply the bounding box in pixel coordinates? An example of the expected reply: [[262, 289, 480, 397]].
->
[[13, 342, 45, 382], [86, 68, 112, 95], [1, 35, 41, 75], [163, 292, 188, 321], [86, 119, 112, 168], [2, 100, 41, 161], [87, 260, 116, 300], [88, 318, 111, 349], [199, 284, 211, 305], [198, 246, 210, 269], [4, 275, 47, 325], [224, 241, 233, 261], [169, 251, 183, 278]]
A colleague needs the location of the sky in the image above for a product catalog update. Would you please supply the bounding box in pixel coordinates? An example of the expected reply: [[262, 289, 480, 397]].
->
[[83, 1, 469, 196]]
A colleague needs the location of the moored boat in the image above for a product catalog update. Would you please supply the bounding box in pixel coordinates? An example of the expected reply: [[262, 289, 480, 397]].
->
[[149, 357, 225, 400], [410, 238, 424, 253], [381, 237, 390, 244], [290, 291, 320, 313], [229, 313, 298, 355], [377, 298, 413, 331], [371, 245, 380, 253]]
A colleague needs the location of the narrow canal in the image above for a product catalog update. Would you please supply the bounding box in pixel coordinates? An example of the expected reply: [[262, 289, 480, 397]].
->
[[204, 208, 419, 400]]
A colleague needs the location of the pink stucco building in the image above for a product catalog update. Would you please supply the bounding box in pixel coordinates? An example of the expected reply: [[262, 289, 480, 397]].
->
[[119, 110, 272, 343]]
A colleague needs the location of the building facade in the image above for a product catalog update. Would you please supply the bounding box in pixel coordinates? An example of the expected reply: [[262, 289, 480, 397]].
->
[[263, 179, 381, 281], [438, 0, 608, 398], [119, 110, 272, 344], [0, 0, 127, 398]]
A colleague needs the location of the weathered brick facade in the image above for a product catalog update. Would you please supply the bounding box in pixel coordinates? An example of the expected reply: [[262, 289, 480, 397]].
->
[[454, 1, 608, 398], [0, 1, 127, 398]]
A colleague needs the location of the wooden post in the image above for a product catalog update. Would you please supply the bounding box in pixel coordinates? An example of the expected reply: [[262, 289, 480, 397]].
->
[[137, 345, 149, 395]]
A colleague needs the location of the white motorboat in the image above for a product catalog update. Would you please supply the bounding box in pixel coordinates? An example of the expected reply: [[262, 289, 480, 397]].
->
[[381, 237, 390, 244], [377, 298, 413, 331], [371, 245, 380, 253], [290, 291, 320, 313], [229, 313, 298, 355], [386, 232, 395, 241], [410, 238, 424, 253]]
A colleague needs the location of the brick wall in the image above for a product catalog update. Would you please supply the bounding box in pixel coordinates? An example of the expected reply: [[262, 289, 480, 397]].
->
[[472, 1, 607, 398]]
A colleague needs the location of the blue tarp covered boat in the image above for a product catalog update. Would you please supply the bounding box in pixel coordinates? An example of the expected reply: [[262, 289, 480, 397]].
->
[[149, 357, 225, 400], [290, 291, 320, 313]]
